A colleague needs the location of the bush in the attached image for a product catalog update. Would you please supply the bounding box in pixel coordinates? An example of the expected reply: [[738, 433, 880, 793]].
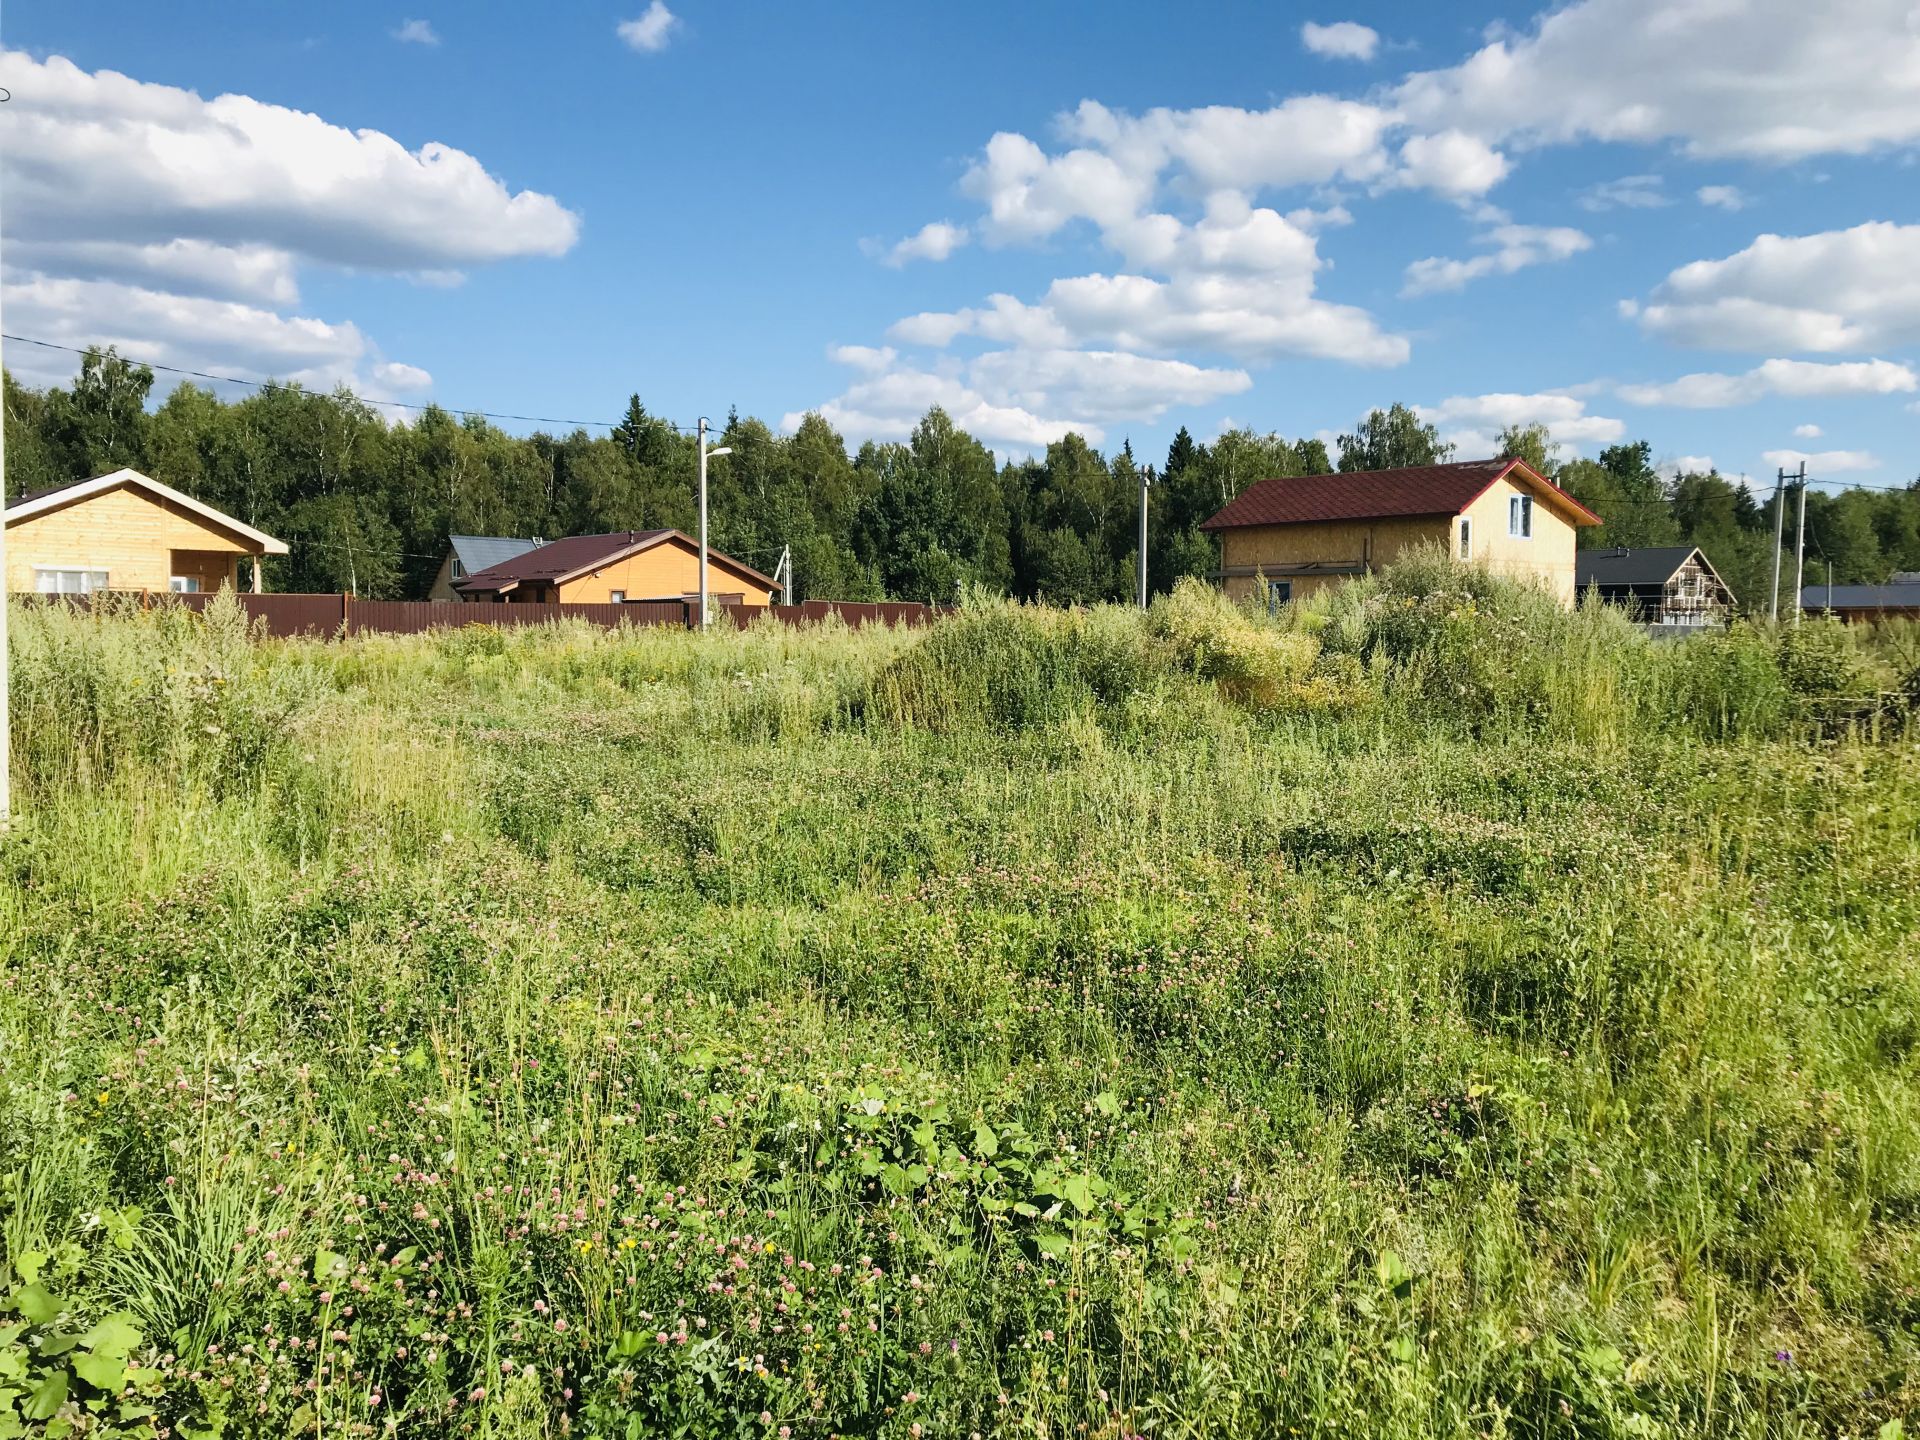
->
[[1149, 578, 1320, 707], [5, 592, 323, 795]]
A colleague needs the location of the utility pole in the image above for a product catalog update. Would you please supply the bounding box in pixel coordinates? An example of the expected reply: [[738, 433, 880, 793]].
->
[[1769, 466, 1787, 621], [1791, 459, 1808, 625], [1137, 465, 1152, 609]]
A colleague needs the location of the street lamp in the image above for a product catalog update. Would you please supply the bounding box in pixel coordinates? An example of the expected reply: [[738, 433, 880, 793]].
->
[[696, 417, 731, 629]]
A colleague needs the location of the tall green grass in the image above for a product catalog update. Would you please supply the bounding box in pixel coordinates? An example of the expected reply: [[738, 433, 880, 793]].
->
[[2, 571, 1915, 1439]]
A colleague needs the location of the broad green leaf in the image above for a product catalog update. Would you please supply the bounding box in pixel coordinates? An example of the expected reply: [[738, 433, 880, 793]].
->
[[1094, 1091, 1119, 1117], [80, 1315, 139, 1359], [1062, 1175, 1095, 1215], [313, 1250, 347, 1283], [24, 1371, 67, 1422], [72, 1352, 126, 1391], [11, 1254, 44, 1287], [11, 1286, 58, 1326], [972, 1122, 999, 1159]]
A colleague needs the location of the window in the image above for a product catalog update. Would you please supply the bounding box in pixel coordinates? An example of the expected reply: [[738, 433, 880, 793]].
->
[[170, 576, 201, 594], [1267, 579, 1292, 614], [451, 556, 466, 580], [1458, 517, 1472, 560], [35, 568, 109, 595], [608, 590, 626, 604], [1508, 494, 1534, 539]]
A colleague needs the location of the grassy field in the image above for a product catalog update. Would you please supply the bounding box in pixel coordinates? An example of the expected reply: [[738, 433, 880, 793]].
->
[[2, 567, 1916, 1439]]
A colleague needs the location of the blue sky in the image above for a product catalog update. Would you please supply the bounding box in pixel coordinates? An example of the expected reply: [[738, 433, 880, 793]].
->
[[4, 0, 1918, 491]]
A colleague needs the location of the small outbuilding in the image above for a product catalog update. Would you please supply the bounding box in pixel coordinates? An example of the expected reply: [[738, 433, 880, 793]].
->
[[1575, 545, 1734, 627], [4, 467, 288, 594], [427, 535, 543, 601]]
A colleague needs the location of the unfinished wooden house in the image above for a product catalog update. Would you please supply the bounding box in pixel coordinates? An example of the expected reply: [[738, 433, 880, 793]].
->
[[1575, 545, 1734, 626]]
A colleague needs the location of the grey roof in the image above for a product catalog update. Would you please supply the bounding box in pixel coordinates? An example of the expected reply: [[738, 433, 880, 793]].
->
[[1800, 582, 1920, 611], [450, 535, 540, 574], [1575, 546, 1704, 587]]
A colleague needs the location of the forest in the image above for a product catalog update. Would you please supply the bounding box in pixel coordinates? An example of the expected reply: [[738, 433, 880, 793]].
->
[[5, 347, 1918, 605]]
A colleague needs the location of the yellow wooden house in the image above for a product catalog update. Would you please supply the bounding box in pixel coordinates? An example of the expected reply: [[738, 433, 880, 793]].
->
[[1200, 458, 1602, 607], [4, 467, 289, 594]]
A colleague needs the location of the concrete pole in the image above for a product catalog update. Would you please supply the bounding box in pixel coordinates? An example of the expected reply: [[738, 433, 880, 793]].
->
[[1769, 468, 1786, 621], [1792, 460, 1808, 625]]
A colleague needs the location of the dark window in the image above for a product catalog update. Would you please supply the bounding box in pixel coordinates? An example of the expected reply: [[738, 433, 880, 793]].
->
[[1267, 579, 1292, 614]]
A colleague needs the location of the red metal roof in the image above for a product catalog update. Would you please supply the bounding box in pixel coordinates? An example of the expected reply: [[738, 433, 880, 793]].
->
[[1199, 458, 1601, 531], [456, 529, 777, 593]]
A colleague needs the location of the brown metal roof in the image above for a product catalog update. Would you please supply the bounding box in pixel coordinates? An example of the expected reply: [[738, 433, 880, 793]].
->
[[1199, 458, 1601, 531], [455, 529, 777, 593]]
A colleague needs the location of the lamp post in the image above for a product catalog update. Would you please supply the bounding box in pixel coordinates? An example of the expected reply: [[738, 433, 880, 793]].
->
[[696, 417, 732, 629]]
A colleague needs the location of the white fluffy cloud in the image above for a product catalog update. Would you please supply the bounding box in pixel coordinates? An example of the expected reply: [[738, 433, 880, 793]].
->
[[1414, 391, 1626, 456], [1793, 422, 1823, 438], [1631, 222, 1920, 351], [1301, 21, 1380, 60], [393, 19, 439, 46], [617, 2, 679, 53], [1403, 224, 1591, 296], [826, 344, 899, 373], [1761, 448, 1881, 473], [1659, 455, 1718, 477], [1396, 0, 1920, 161], [787, 347, 1249, 451], [2, 274, 429, 396], [1697, 184, 1747, 210], [1578, 175, 1667, 211], [1618, 358, 1919, 407], [0, 49, 579, 396], [4, 51, 579, 270], [1393, 131, 1511, 197], [879, 221, 969, 267]]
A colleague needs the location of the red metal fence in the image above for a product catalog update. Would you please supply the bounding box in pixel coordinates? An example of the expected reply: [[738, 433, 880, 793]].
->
[[35, 592, 945, 639]]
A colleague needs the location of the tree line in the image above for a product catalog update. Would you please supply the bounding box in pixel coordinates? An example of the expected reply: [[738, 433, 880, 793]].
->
[[5, 349, 1916, 607]]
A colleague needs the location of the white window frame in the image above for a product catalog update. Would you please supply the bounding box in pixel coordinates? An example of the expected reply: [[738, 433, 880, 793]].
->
[[1458, 517, 1472, 560], [450, 555, 466, 580], [608, 590, 626, 604], [1508, 494, 1534, 539], [35, 566, 110, 595], [1266, 578, 1292, 614], [169, 575, 202, 594]]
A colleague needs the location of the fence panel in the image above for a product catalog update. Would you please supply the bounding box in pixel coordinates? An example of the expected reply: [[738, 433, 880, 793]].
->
[[16, 591, 941, 637]]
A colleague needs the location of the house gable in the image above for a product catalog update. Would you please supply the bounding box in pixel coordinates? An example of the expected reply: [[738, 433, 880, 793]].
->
[[4, 471, 287, 593]]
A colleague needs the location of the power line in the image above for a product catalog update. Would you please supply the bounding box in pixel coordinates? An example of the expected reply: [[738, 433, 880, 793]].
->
[[0, 333, 715, 436]]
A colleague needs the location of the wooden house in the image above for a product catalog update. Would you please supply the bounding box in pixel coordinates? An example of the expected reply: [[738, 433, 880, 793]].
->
[[453, 529, 778, 607], [427, 535, 542, 601], [1575, 546, 1734, 626], [1199, 458, 1601, 606], [4, 467, 288, 594]]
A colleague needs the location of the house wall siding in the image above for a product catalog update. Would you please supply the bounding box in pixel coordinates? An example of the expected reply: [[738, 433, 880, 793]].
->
[[6, 484, 258, 592], [1217, 516, 1448, 602]]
